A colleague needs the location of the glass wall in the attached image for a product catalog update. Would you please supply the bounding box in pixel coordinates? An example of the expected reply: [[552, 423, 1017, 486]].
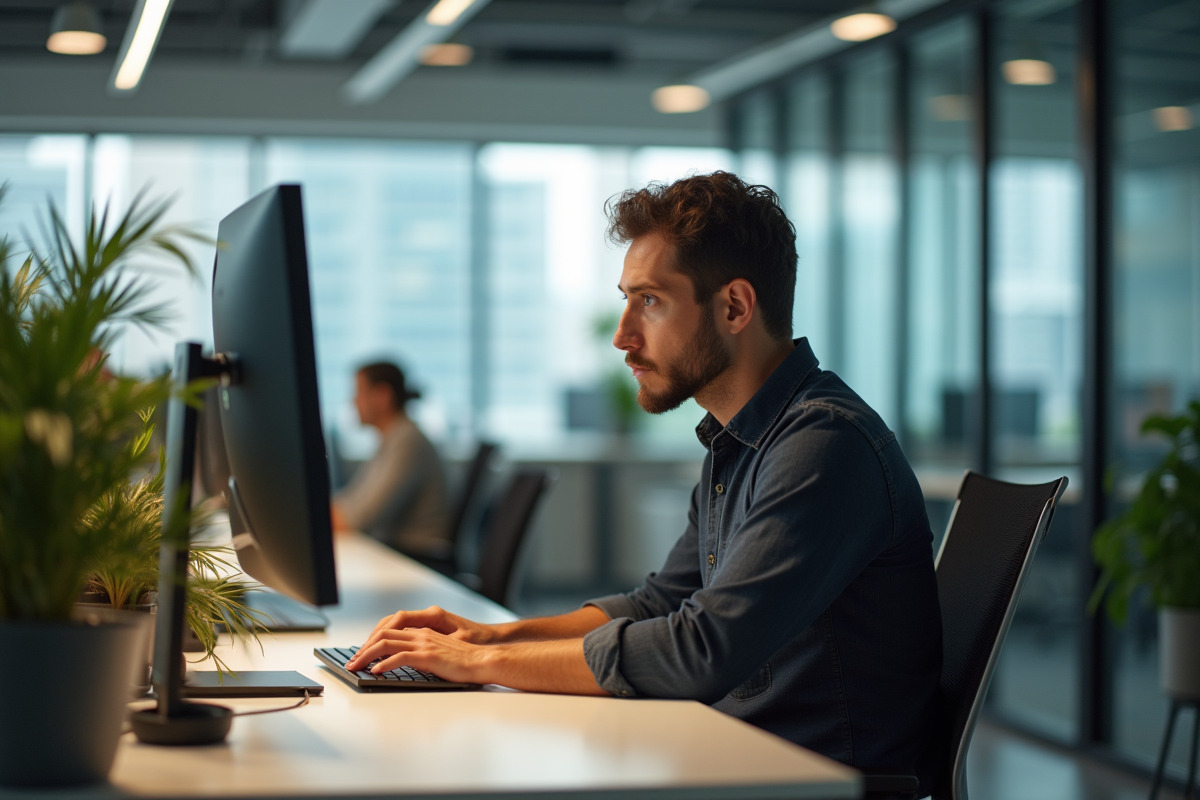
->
[[905, 18, 979, 473], [3, 137, 734, 460], [784, 73, 834, 360], [734, 88, 781, 188], [91, 136, 252, 377], [0, 135, 88, 257], [841, 50, 900, 425], [264, 139, 475, 456], [985, 0, 1083, 741], [1110, 0, 1200, 779]]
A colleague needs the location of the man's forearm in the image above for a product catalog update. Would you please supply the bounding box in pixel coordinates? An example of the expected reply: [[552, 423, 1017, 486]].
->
[[478, 638, 609, 695], [488, 605, 611, 644]]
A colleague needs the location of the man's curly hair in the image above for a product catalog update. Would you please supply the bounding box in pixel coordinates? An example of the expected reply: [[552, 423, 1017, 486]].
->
[[605, 171, 797, 341]]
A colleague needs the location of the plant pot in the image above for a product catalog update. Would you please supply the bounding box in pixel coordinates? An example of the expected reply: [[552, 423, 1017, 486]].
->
[[0, 613, 151, 788], [1160, 607, 1200, 700], [76, 598, 157, 696]]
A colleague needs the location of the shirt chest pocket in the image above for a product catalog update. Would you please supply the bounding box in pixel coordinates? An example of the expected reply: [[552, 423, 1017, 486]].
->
[[728, 661, 772, 702]]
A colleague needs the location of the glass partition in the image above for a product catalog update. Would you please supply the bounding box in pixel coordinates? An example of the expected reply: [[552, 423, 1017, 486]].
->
[[1109, 0, 1200, 778], [784, 73, 834, 362], [841, 50, 900, 424], [264, 139, 475, 450], [986, 0, 1083, 741], [905, 19, 979, 476]]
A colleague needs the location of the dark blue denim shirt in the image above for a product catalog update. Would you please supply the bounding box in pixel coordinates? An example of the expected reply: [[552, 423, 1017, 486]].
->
[[583, 338, 942, 789]]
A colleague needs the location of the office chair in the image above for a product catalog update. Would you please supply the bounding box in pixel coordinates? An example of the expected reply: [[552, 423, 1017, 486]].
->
[[416, 440, 498, 576], [864, 470, 1069, 800], [470, 469, 551, 607]]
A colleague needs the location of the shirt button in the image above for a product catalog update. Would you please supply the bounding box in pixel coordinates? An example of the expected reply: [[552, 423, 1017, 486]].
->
[[708, 554, 715, 566], [715, 483, 724, 494]]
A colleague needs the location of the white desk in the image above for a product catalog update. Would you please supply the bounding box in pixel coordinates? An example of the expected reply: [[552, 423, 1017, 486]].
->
[[21, 535, 860, 799]]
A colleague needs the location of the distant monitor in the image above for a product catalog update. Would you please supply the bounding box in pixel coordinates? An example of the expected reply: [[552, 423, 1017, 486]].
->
[[211, 184, 338, 607]]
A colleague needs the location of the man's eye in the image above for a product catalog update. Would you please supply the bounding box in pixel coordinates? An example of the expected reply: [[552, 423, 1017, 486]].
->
[[643, 295, 657, 307]]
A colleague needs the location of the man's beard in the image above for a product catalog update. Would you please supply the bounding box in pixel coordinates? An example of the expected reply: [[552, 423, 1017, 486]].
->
[[628, 310, 731, 414]]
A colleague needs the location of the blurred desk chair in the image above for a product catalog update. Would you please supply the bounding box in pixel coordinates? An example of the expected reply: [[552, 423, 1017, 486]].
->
[[462, 469, 551, 608], [416, 441, 498, 577], [865, 471, 1068, 800]]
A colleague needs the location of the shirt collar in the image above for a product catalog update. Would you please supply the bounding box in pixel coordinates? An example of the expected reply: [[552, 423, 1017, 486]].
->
[[695, 338, 820, 450]]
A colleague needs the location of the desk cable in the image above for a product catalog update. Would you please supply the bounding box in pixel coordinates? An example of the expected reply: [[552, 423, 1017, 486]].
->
[[120, 690, 312, 737]]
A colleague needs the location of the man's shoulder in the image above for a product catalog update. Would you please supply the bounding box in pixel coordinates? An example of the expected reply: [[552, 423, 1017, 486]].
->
[[776, 372, 897, 451]]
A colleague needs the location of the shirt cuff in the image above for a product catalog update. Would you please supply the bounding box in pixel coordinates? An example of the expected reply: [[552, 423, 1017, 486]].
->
[[582, 618, 637, 698], [582, 593, 641, 621]]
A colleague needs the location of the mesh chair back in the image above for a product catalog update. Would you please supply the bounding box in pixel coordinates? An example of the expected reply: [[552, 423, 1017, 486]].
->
[[931, 471, 1068, 800], [476, 469, 550, 607]]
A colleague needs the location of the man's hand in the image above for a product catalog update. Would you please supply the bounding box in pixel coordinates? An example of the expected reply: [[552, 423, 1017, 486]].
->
[[347, 626, 491, 684], [341, 605, 612, 696], [358, 605, 497, 649]]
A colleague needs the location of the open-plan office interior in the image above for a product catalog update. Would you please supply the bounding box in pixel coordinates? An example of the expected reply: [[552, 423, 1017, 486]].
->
[[1, 0, 1197, 797]]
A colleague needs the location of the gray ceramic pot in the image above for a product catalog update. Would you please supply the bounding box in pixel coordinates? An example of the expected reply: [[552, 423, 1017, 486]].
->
[[0, 613, 150, 787]]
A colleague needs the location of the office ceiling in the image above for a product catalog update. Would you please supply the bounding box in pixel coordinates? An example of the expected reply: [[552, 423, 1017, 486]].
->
[[3, 0, 865, 77], [3, 0, 904, 145]]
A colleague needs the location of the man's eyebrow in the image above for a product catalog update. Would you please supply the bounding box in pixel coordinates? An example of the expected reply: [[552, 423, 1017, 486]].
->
[[618, 282, 662, 294]]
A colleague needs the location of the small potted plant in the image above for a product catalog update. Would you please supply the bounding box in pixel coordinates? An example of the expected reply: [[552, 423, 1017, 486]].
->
[[1091, 400, 1200, 700], [0, 186, 258, 787], [82, 443, 266, 683]]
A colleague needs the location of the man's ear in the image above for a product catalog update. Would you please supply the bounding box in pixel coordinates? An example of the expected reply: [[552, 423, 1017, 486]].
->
[[718, 278, 757, 335]]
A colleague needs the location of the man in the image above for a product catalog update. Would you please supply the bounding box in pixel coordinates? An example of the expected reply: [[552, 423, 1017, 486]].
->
[[331, 361, 449, 562], [345, 173, 942, 791]]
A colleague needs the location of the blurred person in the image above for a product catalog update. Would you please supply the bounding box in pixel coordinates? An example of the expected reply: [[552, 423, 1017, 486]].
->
[[331, 361, 449, 561]]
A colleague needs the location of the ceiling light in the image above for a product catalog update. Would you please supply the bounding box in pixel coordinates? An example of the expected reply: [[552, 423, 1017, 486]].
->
[[110, 0, 175, 93], [652, 84, 711, 114], [420, 43, 474, 66], [342, 0, 491, 104], [46, 2, 107, 55], [426, 0, 476, 26], [830, 12, 896, 43], [1154, 105, 1194, 132], [1002, 58, 1056, 86]]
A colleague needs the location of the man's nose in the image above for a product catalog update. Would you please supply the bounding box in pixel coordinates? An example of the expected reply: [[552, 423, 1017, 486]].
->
[[612, 309, 639, 352]]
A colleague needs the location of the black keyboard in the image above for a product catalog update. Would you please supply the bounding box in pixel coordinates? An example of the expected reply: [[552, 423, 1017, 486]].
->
[[314, 646, 481, 691]]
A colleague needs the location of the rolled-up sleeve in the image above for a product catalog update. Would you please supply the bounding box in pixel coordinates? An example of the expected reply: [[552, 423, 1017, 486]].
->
[[582, 618, 638, 697]]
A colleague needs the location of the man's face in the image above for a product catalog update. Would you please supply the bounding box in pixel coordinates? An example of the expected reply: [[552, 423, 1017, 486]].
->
[[612, 233, 731, 414]]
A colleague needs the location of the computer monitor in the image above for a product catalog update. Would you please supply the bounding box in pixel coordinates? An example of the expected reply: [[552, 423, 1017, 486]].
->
[[211, 184, 337, 607], [130, 184, 338, 746]]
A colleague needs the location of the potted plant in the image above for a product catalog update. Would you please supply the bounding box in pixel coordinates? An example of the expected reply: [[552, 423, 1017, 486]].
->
[[83, 443, 267, 682], [1091, 400, 1200, 700], [0, 186, 258, 787]]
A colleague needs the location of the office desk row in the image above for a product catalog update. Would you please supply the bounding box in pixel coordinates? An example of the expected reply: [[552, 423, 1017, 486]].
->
[[12, 534, 860, 799]]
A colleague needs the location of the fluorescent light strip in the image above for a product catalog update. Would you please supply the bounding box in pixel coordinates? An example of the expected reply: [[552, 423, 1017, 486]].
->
[[426, 0, 475, 26], [111, 0, 174, 92], [342, 0, 490, 104]]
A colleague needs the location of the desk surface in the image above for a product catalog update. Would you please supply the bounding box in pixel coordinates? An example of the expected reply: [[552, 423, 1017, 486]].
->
[[24, 535, 860, 800]]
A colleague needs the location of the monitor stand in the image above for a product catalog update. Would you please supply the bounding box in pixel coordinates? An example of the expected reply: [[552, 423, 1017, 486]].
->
[[129, 342, 249, 745]]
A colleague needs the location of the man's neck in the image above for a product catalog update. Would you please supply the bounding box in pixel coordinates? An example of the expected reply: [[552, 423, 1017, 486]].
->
[[698, 337, 795, 427]]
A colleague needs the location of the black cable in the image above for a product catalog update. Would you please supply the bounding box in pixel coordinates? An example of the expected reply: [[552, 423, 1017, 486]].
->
[[120, 690, 313, 736]]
